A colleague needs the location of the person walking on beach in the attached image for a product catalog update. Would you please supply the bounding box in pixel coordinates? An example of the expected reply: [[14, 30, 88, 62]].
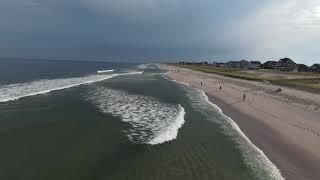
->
[[243, 93, 246, 102], [201, 81, 203, 86], [219, 86, 222, 90]]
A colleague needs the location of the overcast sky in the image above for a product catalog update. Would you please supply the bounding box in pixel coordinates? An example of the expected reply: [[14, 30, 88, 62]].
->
[[1, 0, 320, 64]]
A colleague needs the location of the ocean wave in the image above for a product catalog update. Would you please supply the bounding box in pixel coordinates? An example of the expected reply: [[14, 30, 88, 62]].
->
[[168, 78, 285, 180], [97, 69, 114, 73], [169, 79, 190, 87], [194, 89, 284, 180], [137, 63, 158, 70], [137, 64, 148, 70], [161, 76, 191, 87], [0, 71, 142, 103], [88, 87, 185, 145]]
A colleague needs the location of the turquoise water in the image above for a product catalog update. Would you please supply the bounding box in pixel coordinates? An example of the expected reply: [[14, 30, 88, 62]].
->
[[0, 60, 283, 180]]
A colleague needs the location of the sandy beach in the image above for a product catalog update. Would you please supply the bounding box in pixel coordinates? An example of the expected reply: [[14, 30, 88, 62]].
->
[[163, 65, 320, 180]]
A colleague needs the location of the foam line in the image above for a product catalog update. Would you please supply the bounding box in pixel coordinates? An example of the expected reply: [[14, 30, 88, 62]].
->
[[0, 71, 142, 103], [88, 87, 185, 145], [168, 78, 285, 180], [97, 69, 114, 73], [137, 64, 149, 70], [148, 105, 185, 145], [197, 89, 284, 180]]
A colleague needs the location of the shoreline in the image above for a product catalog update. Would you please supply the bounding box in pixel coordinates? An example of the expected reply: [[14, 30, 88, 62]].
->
[[207, 95, 318, 180], [163, 65, 320, 180]]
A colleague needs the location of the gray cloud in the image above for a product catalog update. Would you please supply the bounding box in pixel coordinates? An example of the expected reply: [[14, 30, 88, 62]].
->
[[0, 0, 319, 64]]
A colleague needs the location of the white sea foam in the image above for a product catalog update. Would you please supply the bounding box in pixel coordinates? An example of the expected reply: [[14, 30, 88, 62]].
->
[[137, 64, 149, 70], [0, 71, 142, 103], [149, 105, 185, 145], [97, 69, 114, 73], [88, 87, 185, 145], [170, 79, 190, 87], [137, 63, 158, 70], [169, 78, 285, 180], [161, 76, 191, 87]]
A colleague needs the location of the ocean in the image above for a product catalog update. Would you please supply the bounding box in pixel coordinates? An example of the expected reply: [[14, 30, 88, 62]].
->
[[0, 59, 284, 180]]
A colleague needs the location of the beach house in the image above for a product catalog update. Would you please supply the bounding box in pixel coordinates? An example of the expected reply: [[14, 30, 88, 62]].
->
[[310, 64, 320, 73], [261, 61, 279, 69], [248, 61, 262, 70], [277, 58, 298, 72], [297, 64, 310, 72], [227, 60, 250, 69]]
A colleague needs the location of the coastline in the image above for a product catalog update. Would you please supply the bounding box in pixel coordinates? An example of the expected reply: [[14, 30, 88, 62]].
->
[[207, 95, 319, 180], [162, 64, 320, 180]]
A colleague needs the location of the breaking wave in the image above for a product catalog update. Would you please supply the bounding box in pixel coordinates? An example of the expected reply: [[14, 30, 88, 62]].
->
[[97, 69, 114, 73], [0, 71, 142, 103], [136, 63, 158, 70], [88, 87, 185, 145], [137, 64, 149, 70]]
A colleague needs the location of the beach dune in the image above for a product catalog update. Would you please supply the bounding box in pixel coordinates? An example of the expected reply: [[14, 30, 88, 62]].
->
[[163, 65, 320, 180]]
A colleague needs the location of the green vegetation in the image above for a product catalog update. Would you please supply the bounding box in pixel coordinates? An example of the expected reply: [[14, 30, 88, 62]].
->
[[175, 64, 276, 81], [174, 64, 320, 92], [274, 79, 320, 93]]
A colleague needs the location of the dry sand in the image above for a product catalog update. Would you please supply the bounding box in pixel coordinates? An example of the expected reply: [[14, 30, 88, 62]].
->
[[162, 65, 320, 180]]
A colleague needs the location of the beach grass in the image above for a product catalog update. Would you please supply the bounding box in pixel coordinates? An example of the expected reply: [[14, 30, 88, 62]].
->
[[174, 64, 320, 92], [274, 78, 320, 92]]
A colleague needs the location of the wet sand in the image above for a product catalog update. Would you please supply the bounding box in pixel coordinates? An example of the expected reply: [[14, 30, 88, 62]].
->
[[163, 65, 320, 180]]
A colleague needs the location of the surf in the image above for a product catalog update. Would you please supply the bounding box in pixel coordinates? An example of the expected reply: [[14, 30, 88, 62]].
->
[[88, 87, 185, 145], [96, 69, 114, 74], [0, 71, 142, 103], [167, 77, 285, 180]]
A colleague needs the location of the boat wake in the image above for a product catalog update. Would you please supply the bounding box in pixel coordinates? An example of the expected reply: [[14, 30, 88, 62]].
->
[[88, 87, 185, 145], [0, 71, 142, 103]]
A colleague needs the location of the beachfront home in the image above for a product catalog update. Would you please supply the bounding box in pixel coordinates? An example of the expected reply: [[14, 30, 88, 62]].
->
[[250, 61, 262, 66], [178, 61, 208, 65], [261, 61, 279, 69], [297, 64, 310, 72], [216, 62, 230, 68], [277, 58, 298, 72], [310, 64, 320, 73], [248, 61, 262, 70], [227, 60, 250, 69], [261, 58, 298, 72]]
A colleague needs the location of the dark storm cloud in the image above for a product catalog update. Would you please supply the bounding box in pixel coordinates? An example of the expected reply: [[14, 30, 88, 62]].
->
[[1, 0, 320, 63]]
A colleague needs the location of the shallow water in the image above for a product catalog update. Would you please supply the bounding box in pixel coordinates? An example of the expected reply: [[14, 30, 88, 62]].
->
[[0, 60, 283, 180]]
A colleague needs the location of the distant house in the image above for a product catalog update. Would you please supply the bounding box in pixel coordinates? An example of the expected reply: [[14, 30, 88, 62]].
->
[[297, 64, 310, 72], [248, 61, 262, 70], [250, 61, 262, 66], [261, 58, 298, 71], [261, 61, 279, 69], [211, 62, 218, 66], [227, 60, 250, 69], [226, 61, 238, 68], [310, 64, 320, 73], [277, 58, 297, 72], [216, 62, 230, 67]]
